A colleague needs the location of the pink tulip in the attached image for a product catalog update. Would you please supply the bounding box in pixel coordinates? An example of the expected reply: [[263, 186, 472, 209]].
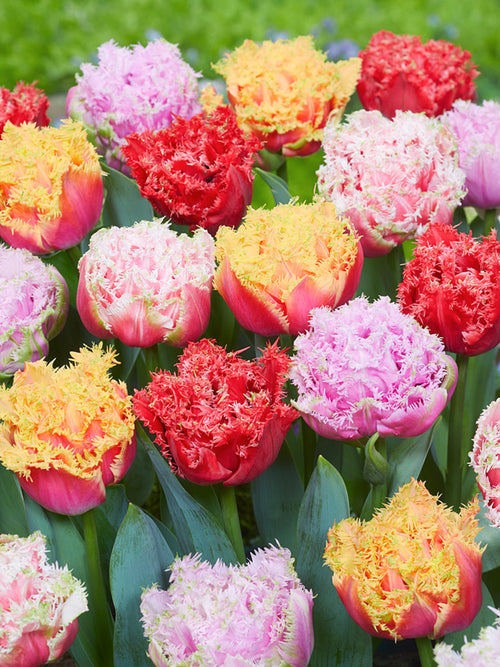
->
[[140, 545, 314, 666], [442, 99, 500, 209], [290, 296, 457, 441], [0, 532, 87, 667], [470, 398, 500, 528], [77, 219, 215, 348], [0, 245, 68, 378], [317, 109, 466, 257]]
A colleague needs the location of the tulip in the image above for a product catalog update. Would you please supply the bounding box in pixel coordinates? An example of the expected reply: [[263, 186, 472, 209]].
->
[[470, 398, 500, 528], [441, 99, 500, 210], [77, 219, 215, 348], [214, 201, 363, 336], [316, 109, 466, 257], [0, 344, 136, 515], [0, 244, 68, 379], [0, 531, 87, 667], [140, 545, 314, 667], [434, 608, 500, 666], [398, 223, 500, 356], [0, 120, 103, 254], [67, 39, 201, 173], [122, 106, 261, 234], [324, 479, 484, 641], [289, 296, 457, 441], [0, 82, 50, 136], [133, 338, 297, 486], [357, 30, 478, 119], [213, 36, 361, 156]]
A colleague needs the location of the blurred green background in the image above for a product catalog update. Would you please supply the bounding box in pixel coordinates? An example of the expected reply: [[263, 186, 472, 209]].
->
[[2, 0, 499, 100]]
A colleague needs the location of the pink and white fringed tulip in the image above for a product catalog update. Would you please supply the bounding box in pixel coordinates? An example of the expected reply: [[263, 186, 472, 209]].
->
[[290, 296, 457, 442], [0, 245, 68, 379], [434, 608, 500, 666], [77, 219, 215, 348], [470, 398, 500, 528], [67, 39, 202, 173], [140, 545, 314, 667], [316, 109, 466, 256], [0, 531, 87, 667]]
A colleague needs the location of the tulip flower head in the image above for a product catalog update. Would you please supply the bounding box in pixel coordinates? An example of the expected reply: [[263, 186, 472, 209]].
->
[[214, 201, 363, 336], [398, 223, 500, 356], [357, 30, 478, 118], [0, 531, 88, 667], [122, 106, 261, 234], [133, 338, 297, 486], [0, 345, 136, 515], [290, 296, 457, 441], [316, 109, 466, 256], [324, 479, 484, 641], [67, 39, 201, 172], [140, 545, 314, 667], [0, 120, 103, 254], [0, 244, 68, 379], [434, 608, 500, 666], [470, 398, 500, 528], [0, 82, 50, 136], [442, 99, 500, 209], [77, 219, 215, 348], [213, 36, 361, 156]]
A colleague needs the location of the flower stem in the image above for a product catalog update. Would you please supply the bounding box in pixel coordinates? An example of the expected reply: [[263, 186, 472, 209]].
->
[[217, 484, 246, 564], [446, 353, 469, 510], [82, 509, 114, 666], [483, 208, 498, 236], [415, 636, 436, 667]]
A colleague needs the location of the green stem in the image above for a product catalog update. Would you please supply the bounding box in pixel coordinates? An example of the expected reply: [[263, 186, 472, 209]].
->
[[483, 208, 498, 236], [386, 243, 405, 301], [415, 636, 436, 667], [446, 353, 469, 510], [65, 244, 82, 270], [302, 420, 317, 487], [363, 435, 389, 517], [217, 485, 246, 564], [82, 509, 114, 666]]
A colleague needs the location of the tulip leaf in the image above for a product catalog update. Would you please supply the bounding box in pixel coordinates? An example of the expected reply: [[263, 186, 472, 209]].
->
[[296, 456, 372, 666], [386, 421, 438, 497], [120, 433, 156, 507], [101, 163, 154, 228], [92, 485, 129, 575], [110, 503, 173, 667], [251, 443, 304, 554], [139, 426, 238, 564], [0, 463, 28, 536], [255, 167, 292, 205], [475, 500, 500, 572]]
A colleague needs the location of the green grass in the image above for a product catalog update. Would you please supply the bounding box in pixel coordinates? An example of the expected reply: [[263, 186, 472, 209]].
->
[[1, 0, 499, 100]]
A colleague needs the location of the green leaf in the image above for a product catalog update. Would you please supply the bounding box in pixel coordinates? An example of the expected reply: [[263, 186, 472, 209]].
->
[[93, 485, 129, 574], [120, 434, 156, 507], [0, 463, 28, 536], [255, 167, 291, 205], [251, 444, 304, 554], [101, 163, 154, 228], [110, 503, 173, 667], [387, 421, 438, 497], [476, 500, 500, 572], [140, 426, 238, 564], [296, 456, 372, 666]]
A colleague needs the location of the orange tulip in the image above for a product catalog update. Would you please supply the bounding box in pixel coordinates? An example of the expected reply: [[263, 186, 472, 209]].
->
[[324, 479, 483, 641]]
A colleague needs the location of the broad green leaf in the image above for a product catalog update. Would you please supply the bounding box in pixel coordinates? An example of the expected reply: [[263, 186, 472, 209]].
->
[[110, 503, 173, 667], [476, 500, 500, 573], [296, 456, 372, 667], [0, 463, 28, 536], [387, 421, 437, 496], [93, 485, 129, 574], [120, 434, 156, 507], [140, 427, 237, 564], [251, 444, 304, 554], [101, 163, 154, 228], [255, 167, 291, 205]]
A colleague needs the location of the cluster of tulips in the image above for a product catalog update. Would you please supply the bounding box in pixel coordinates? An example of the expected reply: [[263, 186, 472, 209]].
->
[[0, 27, 500, 667]]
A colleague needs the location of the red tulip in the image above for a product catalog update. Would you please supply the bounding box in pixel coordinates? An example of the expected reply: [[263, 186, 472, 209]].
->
[[398, 223, 500, 356], [122, 106, 260, 234], [133, 339, 298, 486], [0, 82, 50, 136], [357, 31, 478, 119]]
